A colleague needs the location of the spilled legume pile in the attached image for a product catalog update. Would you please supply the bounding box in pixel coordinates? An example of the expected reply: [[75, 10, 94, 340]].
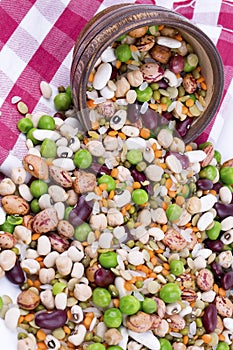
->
[[0, 75, 233, 350], [86, 25, 208, 138]]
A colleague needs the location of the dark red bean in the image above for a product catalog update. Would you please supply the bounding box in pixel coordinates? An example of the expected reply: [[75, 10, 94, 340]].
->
[[162, 112, 173, 121], [94, 268, 115, 287], [212, 182, 222, 193], [204, 239, 223, 252], [127, 103, 141, 123], [166, 152, 189, 169], [5, 259, 25, 285], [35, 310, 67, 330], [110, 66, 118, 80], [197, 179, 213, 191], [144, 183, 154, 196], [69, 195, 93, 227], [214, 203, 233, 219], [221, 271, 233, 290], [53, 112, 65, 120], [211, 262, 224, 279], [89, 162, 111, 176], [176, 117, 193, 138], [131, 168, 147, 183], [158, 79, 168, 89], [203, 304, 217, 333], [169, 54, 185, 74], [140, 109, 159, 130]]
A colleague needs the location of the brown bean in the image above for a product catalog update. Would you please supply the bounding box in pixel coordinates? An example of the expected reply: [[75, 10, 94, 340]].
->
[[35, 310, 67, 330], [17, 290, 40, 310], [2, 195, 30, 215], [23, 154, 48, 180]]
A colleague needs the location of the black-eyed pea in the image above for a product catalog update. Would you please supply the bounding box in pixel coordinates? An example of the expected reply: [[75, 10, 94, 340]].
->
[[0, 250, 16, 271], [68, 324, 87, 346], [166, 302, 182, 316], [71, 305, 84, 324], [40, 289, 55, 310], [45, 335, 60, 350], [0, 178, 16, 196], [13, 225, 31, 245], [39, 268, 55, 284], [56, 256, 72, 276]]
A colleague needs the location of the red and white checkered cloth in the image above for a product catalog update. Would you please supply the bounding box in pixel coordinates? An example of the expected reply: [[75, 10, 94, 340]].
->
[[1, 0, 233, 176]]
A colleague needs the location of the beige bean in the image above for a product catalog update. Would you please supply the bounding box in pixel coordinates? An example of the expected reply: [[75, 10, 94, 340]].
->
[[56, 256, 72, 276], [39, 268, 55, 284], [57, 220, 74, 238], [13, 225, 32, 244], [21, 259, 40, 274], [11, 167, 27, 184], [0, 178, 16, 196], [0, 250, 16, 271], [40, 289, 55, 310], [74, 283, 92, 301], [66, 189, 78, 206], [43, 251, 60, 268]]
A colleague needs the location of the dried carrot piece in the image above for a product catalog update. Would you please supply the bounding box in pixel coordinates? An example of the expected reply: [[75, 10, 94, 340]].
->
[[140, 128, 151, 139], [36, 329, 46, 341]]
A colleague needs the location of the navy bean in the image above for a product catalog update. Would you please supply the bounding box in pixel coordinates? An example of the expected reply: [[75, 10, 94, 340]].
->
[[214, 203, 233, 219], [5, 259, 25, 285], [35, 310, 67, 330], [69, 195, 93, 227], [203, 304, 217, 333]]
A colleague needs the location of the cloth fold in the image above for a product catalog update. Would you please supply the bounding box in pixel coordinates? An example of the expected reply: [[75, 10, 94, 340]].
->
[[0, 0, 233, 176]]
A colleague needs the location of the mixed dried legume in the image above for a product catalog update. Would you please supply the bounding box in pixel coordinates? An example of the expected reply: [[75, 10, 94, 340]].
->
[[86, 25, 208, 137], [0, 78, 233, 350]]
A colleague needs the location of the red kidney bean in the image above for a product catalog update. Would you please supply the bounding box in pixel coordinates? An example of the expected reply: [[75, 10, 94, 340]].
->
[[169, 54, 185, 74], [53, 112, 66, 120], [212, 182, 222, 193], [203, 304, 217, 333], [35, 310, 67, 330], [94, 267, 115, 287], [144, 183, 154, 196], [69, 195, 93, 227], [176, 117, 193, 138], [131, 168, 147, 183], [158, 79, 168, 89], [214, 203, 233, 219], [162, 112, 173, 121], [211, 262, 224, 279], [140, 109, 159, 130], [5, 259, 25, 285], [127, 103, 141, 123], [197, 179, 213, 190], [221, 271, 233, 290], [89, 162, 111, 176], [204, 239, 223, 252]]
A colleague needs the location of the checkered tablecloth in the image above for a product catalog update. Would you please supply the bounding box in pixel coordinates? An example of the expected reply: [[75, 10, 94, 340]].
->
[[1, 0, 233, 177]]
